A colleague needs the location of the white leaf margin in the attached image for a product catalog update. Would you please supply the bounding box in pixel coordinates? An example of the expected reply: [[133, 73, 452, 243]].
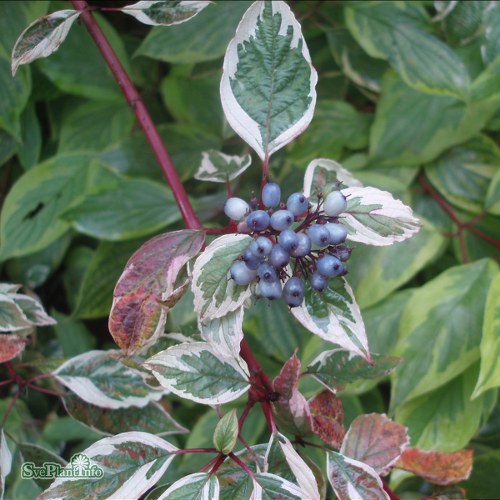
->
[[195, 150, 252, 183], [268, 433, 320, 500], [12, 10, 81, 76], [192, 233, 252, 321], [343, 186, 421, 246], [144, 342, 250, 405], [220, 1, 318, 161], [40, 432, 178, 500], [53, 350, 166, 409], [120, 1, 212, 26], [291, 279, 370, 361], [158, 472, 219, 499], [326, 451, 389, 500], [0, 430, 12, 500]]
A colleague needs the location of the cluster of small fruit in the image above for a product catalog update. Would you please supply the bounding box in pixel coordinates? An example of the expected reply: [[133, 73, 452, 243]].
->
[[224, 181, 352, 307]]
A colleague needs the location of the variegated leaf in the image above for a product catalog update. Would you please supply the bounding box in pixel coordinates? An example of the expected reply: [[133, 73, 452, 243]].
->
[[0, 334, 29, 363], [109, 229, 204, 353], [252, 473, 303, 499], [291, 279, 370, 361], [12, 10, 81, 76], [213, 409, 239, 455], [158, 472, 219, 499], [10, 294, 56, 327], [309, 390, 345, 449], [273, 433, 320, 500], [326, 451, 389, 500], [220, 0, 317, 160], [343, 186, 421, 246], [0, 430, 12, 500], [192, 234, 252, 321], [341, 413, 409, 476], [199, 307, 244, 359], [195, 150, 252, 183], [303, 158, 363, 199], [39, 432, 178, 499], [144, 342, 250, 405], [121, 1, 212, 26], [54, 350, 166, 409]]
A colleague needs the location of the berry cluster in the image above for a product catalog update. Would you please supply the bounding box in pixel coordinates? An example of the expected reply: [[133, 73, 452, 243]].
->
[[224, 182, 352, 307]]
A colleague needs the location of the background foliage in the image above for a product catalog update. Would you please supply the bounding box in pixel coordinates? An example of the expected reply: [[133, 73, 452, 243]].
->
[[0, 1, 499, 498]]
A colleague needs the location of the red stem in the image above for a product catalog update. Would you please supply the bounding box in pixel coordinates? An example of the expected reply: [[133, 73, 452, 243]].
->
[[175, 448, 217, 455], [229, 452, 256, 480], [382, 478, 400, 500], [70, 0, 201, 230], [199, 455, 221, 473]]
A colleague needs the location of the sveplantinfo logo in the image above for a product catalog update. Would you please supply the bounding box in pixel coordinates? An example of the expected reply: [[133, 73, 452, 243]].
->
[[21, 453, 104, 480]]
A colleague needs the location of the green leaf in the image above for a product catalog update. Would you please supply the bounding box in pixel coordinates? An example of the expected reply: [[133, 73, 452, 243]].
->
[[37, 13, 131, 101], [160, 473, 219, 499], [345, 2, 470, 98], [473, 273, 500, 398], [11, 10, 81, 75], [392, 259, 498, 408], [195, 150, 252, 184], [214, 409, 239, 455], [192, 234, 252, 321], [109, 229, 204, 352], [18, 443, 67, 490], [62, 177, 182, 241], [292, 279, 370, 360], [120, 0, 211, 26], [51, 311, 96, 357], [63, 394, 187, 437], [136, 1, 252, 63], [481, 2, 500, 64], [341, 414, 408, 476], [17, 102, 42, 170], [306, 349, 401, 390], [370, 72, 500, 167], [347, 219, 446, 308], [145, 341, 250, 405], [220, 0, 317, 160], [461, 449, 500, 499], [0, 154, 104, 261], [54, 350, 167, 409], [0, 430, 12, 500], [486, 169, 500, 214], [287, 100, 371, 166], [424, 135, 500, 214], [396, 363, 495, 452], [39, 432, 178, 499], [438, 1, 486, 46], [0, 128, 16, 165], [74, 238, 145, 319], [326, 450, 388, 500]]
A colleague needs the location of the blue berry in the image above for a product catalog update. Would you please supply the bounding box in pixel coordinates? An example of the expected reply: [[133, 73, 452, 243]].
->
[[283, 277, 305, 307], [334, 245, 352, 262], [269, 244, 290, 268], [279, 229, 299, 253], [270, 210, 294, 231], [286, 193, 309, 216], [230, 261, 257, 285], [316, 255, 344, 278], [262, 182, 281, 208], [242, 248, 262, 270], [307, 224, 330, 247], [224, 197, 250, 221], [323, 191, 347, 217], [325, 223, 347, 245], [257, 262, 278, 283], [311, 272, 328, 291], [291, 233, 311, 258], [246, 210, 270, 232], [259, 280, 282, 300], [250, 237, 273, 257]]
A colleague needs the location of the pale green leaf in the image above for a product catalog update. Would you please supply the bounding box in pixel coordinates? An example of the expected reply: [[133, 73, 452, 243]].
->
[[121, 1, 212, 26], [39, 432, 178, 500], [0, 430, 12, 500], [481, 2, 500, 64], [11, 10, 81, 75], [54, 350, 167, 409], [214, 409, 239, 455], [195, 150, 252, 183], [221, 0, 317, 160], [391, 259, 498, 408], [192, 234, 252, 321], [473, 273, 500, 397], [145, 342, 250, 405]]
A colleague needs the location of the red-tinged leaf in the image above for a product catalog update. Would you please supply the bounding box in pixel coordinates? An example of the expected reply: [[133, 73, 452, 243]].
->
[[0, 334, 29, 363], [341, 413, 409, 476], [395, 448, 474, 486], [271, 353, 313, 436], [309, 390, 345, 449], [109, 230, 204, 353]]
